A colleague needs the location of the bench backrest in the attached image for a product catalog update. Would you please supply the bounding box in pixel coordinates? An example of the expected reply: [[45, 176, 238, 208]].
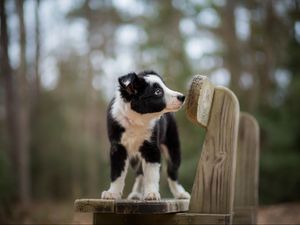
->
[[187, 76, 240, 215], [233, 113, 260, 224]]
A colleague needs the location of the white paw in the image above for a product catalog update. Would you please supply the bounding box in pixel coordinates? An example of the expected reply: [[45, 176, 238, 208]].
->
[[101, 190, 121, 199], [175, 191, 191, 199], [144, 192, 161, 200], [127, 192, 143, 200]]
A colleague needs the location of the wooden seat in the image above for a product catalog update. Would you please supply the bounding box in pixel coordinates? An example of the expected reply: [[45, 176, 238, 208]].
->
[[74, 75, 260, 225], [74, 199, 189, 214]]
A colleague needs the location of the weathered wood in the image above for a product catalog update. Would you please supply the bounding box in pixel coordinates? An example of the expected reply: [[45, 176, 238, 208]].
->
[[116, 199, 189, 214], [94, 213, 232, 225], [233, 113, 260, 224], [74, 199, 189, 214], [186, 75, 215, 128], [74, 199, 114, 213], [189, 86, 240, 214]]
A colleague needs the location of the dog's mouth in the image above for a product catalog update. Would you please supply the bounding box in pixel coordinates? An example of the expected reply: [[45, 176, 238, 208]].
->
[[165, 102, 185, 112]]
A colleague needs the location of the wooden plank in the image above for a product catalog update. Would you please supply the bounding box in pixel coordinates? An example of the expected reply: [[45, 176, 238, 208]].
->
[[74, 199, 189, 214], [74, 199, 115, 213], [233, 113, 260, 224], [189, 86, 240, 214], [94, 213, 232, 225], [116, 199, 189, 214], [186, 75, 215, 128]]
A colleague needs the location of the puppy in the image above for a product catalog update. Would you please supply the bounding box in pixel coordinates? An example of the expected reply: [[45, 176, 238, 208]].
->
[[101, 70, 190, 200]]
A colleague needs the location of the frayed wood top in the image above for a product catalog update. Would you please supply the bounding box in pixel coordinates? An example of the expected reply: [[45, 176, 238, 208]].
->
[[74, 198, 190, 214], [186, 75, 214, 128]]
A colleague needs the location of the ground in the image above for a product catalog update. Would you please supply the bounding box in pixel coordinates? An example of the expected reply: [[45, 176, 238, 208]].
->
[[3, 201, 300, 224], [258, 202, 300, 224]]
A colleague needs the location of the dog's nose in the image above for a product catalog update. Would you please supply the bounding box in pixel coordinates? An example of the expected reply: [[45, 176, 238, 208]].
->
[[177, 95, 185, 102]]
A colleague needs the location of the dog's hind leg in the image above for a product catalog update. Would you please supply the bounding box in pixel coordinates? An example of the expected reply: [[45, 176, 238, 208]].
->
[[127, 158, 143, 200], [164, 115, 190, 199]]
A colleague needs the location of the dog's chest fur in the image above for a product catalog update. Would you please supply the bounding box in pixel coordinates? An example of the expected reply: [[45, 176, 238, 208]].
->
[[120, 126, 152, 154], [111, 94, 159, 155]]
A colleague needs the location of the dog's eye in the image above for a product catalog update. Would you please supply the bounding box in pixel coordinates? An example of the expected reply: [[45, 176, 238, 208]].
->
[[154, 88, 163, 96]]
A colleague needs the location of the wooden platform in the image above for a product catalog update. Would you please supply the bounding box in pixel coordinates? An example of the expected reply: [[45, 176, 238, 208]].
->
[[74, 199, 190, 214]]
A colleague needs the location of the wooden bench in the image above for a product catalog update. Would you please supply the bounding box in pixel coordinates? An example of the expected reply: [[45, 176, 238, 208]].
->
[[233, 113, 260, 224], [74, 75, 260, 225]]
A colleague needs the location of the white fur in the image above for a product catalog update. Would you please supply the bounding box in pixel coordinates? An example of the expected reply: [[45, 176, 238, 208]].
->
[[101, 159, 129, 199], [127, 174, 144, 200], [142, 161, 161, 200], [123, 79, 131, 86], [112, 91, 161, 155], [144, 75, 184, 112], [121, 128, 151, 155], [167, 178, 191, 199], [161, 144, 170, 161]]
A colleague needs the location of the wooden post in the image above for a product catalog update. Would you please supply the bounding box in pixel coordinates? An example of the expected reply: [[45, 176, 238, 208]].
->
[[233, 113, 260, 224], [187, 76, 240, 217]]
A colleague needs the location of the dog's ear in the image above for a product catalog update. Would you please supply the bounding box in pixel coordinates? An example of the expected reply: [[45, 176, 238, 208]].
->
[[118, 72, 139, 95]]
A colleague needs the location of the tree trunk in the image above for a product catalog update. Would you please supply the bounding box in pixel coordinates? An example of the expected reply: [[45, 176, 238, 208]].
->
[[15, 0, 31, 206], [76, 0, 98, 196], [260, 1, 275, 107], [0, 0, 20, 201], [34, 0, 41, 99], [220, 0, 242, 96]]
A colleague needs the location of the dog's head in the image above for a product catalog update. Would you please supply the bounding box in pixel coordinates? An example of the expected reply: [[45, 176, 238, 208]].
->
[[118, 70, 185, 114]]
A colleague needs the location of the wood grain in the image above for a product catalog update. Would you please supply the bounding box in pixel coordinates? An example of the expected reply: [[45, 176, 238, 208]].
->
[[186, 75, 215, 128], [74, 199, 189, 214], [93, 213, 232, 225], [74, 199, 114, 213], [189, 87, 240, 214], [233, 113, 260, 224]]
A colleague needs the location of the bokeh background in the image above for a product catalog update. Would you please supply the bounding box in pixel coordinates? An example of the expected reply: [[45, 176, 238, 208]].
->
[[1, 0, 300, 223]]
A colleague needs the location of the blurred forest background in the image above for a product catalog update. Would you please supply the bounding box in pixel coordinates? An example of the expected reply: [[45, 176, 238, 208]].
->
[[1, 0, 300, 223]]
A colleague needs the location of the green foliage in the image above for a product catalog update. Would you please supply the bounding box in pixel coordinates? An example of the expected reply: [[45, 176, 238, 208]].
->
[[260, 152, 300, 204]]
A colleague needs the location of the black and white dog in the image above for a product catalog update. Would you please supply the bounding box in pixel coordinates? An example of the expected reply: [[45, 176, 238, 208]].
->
[[101, 70, 190, 200]]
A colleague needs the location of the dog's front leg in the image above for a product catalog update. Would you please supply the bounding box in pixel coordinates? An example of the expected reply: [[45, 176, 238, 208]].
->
[[101, 143, 128, 199], [140, 141, 161, 200]]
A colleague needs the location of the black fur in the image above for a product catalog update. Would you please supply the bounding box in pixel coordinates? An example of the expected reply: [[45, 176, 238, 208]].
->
[[110, 143, 127, 182], [107, 100, 127, 181], [164, 113, 181, 180], [118, 71, 167, 114], [139, 141, 161, 163]]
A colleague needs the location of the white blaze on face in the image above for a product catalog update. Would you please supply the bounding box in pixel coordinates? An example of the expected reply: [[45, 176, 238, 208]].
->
[[123, 79, 131, 86], [144, 75, 184, 112]]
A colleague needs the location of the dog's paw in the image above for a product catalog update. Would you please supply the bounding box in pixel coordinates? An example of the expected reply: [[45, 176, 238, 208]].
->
[[143, 192, 161, 200], [127, 192, 143, 200], [101, 190, 121, 200], [175, 191, 191, 199]]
